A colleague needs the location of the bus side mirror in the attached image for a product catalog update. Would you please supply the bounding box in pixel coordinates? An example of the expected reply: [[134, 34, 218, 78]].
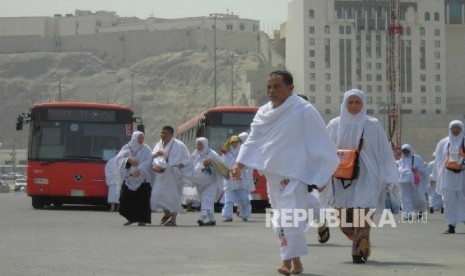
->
[[16, 115, 24, 130], [196, 119, 205, 137], [133, 117, 144, 133]]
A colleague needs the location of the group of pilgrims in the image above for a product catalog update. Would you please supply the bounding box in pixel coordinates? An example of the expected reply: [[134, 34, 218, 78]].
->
[[104, 70, 465, 275], [104, 125, 254, 227]]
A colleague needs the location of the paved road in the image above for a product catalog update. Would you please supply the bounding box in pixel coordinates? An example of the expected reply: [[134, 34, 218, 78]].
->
[[0, 192, 464, 276]]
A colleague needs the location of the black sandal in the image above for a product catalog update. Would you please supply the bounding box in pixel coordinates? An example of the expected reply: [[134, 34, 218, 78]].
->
[[164, 221, 177, 226], [352, 255, 366, 264], [159, 215, 172, 225], [318, 226, 330, 243]]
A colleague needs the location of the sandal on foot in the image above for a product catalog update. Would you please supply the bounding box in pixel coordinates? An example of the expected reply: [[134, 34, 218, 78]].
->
[[159, 215, 172, 225], [164, 221, 177, 226], [290, 257, 303, 274], [352, 255, 366, 264], [277, 260, 292, 276], [318, 226, 330, 243]]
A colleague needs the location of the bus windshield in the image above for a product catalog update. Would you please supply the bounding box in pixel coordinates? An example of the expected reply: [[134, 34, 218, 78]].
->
[[29, 108, 131, 162]]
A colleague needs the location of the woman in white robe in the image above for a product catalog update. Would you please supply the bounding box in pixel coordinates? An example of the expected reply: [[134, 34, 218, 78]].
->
[[397, 144, 428, 219], [221, 135, 254, 222], [151, 126, 191, 226], [326, 89, 399, 264], [191, 137, 224, 226], [116, 131, 154, 226], [432, 120, 465, 234]]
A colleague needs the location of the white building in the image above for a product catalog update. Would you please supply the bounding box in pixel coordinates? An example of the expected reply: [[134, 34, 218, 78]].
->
[[147, 13, 259, 33], [0, 11, 259, 37], [285, 0, 447, 120]]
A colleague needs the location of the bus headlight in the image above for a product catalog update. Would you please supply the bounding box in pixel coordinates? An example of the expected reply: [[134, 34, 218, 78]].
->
[[34, 178, 49, 184]]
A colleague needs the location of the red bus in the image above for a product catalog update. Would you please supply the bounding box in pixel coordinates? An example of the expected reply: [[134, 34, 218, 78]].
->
[[176, 106, 269, 210], [16, 102, 144, 209]]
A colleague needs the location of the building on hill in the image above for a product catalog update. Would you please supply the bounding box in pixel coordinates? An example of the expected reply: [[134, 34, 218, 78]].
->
[[0, 10, 259, 38]]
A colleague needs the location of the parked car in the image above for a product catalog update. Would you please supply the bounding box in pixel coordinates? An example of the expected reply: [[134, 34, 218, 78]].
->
[[0, 180, 10, 193], [1, 172, 23, 180], [14, 178, 27, 192]]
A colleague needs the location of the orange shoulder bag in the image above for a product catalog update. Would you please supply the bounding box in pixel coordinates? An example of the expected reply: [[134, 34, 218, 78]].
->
[[333, 131, 364, 181], [445, 138, 465, 173]]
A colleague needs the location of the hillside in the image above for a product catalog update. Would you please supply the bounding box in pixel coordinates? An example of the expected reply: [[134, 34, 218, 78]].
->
[[0, 50, 266, 149]]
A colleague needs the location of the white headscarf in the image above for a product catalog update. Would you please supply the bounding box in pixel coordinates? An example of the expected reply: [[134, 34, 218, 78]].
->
[[195, 137, 209, 155], [238, 132, 249, 143], [114, 131, 154, 190], [336, 89, 367, 148], [128, 131, 144, 153], [400, 144, 414, 168], [448, 120, 464, 149]]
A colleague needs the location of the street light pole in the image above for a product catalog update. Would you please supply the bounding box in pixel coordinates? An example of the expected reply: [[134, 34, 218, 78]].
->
[[213, 15, 218, 107], [130, 72, 135, 110], [58, 76, 62, 102], [230, 54, 237, 106]]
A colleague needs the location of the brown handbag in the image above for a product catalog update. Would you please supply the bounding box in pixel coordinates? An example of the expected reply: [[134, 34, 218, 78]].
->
[[333, 131, 364, 181], [445, 138, 465, 173]]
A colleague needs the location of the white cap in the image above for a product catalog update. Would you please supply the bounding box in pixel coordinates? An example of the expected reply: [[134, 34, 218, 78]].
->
[[238, 132, 249, 143]]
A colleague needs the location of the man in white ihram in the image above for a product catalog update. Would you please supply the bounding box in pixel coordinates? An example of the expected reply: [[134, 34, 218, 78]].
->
[[230, 71, 339, 275]]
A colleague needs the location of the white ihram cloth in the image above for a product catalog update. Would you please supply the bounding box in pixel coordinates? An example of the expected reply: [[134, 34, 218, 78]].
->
[[115, 131, 154, 191], [432, 120, 465, 226], [237, 94, 339, 187], [325, 89, 399, 210], [105, 156, 121, 204], [397, 144, 427, 214], [151, 138, 191, 213], [236, 94, 339, 260]]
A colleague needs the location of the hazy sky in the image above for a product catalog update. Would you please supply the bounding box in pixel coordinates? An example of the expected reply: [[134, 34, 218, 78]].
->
[[0, 0, 290, 33]]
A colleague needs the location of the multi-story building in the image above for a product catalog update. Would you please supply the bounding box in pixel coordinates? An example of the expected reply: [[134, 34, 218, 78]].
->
[[286, 0, 447, 120], [285, 0, 465, 158]]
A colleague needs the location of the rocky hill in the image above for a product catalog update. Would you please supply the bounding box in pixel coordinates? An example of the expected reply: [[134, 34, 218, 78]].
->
[[0, 50, 267, 148]]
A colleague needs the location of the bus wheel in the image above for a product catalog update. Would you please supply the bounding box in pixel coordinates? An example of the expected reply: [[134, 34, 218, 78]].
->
[[32, 197, 45, 209]]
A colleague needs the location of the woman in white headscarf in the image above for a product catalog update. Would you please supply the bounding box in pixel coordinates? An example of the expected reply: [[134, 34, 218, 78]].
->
[[432, 120, 465, 234], [397, 144, 428, 219], [221, 135, 253, 222], [326, 89, 398, 264], [116, 131, 154, 226], [191, 137, 224, 226]]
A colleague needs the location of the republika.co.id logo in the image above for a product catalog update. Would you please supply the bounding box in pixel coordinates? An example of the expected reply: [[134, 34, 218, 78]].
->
[[265, 208, 428, 228]]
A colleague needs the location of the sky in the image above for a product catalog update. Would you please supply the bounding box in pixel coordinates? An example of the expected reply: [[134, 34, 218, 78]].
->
[[0, 0, 290, 33]]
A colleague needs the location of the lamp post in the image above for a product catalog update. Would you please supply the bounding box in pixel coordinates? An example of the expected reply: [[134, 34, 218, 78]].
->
[[212, 14, 218, 107], [230, 54, 238, 106], [130, 72, 135, 109], [58, 76, 62, 102]]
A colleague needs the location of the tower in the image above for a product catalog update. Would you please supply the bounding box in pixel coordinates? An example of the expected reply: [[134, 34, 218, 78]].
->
[[387, 0, 403, 158]]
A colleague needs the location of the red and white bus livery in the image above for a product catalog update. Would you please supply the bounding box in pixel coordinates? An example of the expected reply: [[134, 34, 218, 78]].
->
[[176, 106, 269, 210], [16, 102, 144, 209]]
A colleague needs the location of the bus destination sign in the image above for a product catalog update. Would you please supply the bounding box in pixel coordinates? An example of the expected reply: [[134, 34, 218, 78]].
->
[[47, 109, 116, 122]]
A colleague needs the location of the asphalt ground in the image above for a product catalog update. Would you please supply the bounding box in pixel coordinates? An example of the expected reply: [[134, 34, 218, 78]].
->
[[0, 192, 464, 276]]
